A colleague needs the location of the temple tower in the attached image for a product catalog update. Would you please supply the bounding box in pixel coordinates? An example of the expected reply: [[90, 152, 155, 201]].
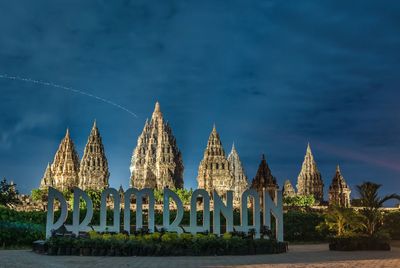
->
[[328, 165, 351, 207], [51, 129, 80, 191], [227, 143, 248, 201], [78, 120, 110, 190], [39, 163, 53, 190], [282, 179, 296, 198], [251, 154, 279, 200], [130, 102, 184, 189], [197, 125, 234, 196], [296, 143, 324, 202]]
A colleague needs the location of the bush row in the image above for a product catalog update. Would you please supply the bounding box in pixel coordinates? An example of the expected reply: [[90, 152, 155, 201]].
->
[[0, 221, 45, 248], [329, 235, 391, 251], [44, 232, 287, 256]]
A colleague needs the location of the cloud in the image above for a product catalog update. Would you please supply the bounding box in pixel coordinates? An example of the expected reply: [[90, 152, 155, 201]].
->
[[0, 113, 55, 149]]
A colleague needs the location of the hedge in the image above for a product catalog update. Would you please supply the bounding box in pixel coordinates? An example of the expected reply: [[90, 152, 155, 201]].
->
[[329, 235, 391, 251], [0, 221, 45, 248], [43, 232, 287, 256], [283, 211, 327, 241]]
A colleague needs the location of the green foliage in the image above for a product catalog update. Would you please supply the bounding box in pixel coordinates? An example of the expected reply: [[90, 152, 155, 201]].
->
[[0, 178, 20, 207], [283, 210, 327, 241], [0, 221, 45, 248], [153, 188, 193, 205], [329, 234, 391, 251], [318, 206, 363, 237], [283, 195, 315, 209], [45, 232, 287, 256], [382, 211, 400, 240], [356, 181, 400, 236], [31, 188, 48, 202]]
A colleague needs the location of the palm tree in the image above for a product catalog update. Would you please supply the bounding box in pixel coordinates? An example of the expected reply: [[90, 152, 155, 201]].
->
[[357, 182, 400, 236], [324, 206, 362, 236]]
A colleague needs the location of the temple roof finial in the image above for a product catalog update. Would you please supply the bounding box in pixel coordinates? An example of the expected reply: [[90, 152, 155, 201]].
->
[[336, 164, 341, 173], [154, 101, 160, 112]]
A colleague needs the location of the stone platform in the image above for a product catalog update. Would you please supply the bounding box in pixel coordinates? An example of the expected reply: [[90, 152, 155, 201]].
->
[[1, 243, 400, 268]]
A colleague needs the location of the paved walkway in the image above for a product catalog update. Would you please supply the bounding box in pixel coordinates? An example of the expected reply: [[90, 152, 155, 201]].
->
[[1, 244, 400, 268]]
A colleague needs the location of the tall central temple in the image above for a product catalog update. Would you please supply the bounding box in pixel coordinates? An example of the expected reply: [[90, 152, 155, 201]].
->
[[129, 102, 184, 189], [296, 143, 324, 202]]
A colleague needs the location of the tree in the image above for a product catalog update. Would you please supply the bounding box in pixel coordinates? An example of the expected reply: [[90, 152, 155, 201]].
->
[[357, 182, 400, 236], [283, 195, 315, 210], [321, 206, 362, 236], [0, 178, 20, 207], [31, 188, 48, 202]]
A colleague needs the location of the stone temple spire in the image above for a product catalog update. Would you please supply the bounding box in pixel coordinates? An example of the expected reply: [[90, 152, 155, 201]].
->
[[328, 165, 351, 207], [197, 125, 234, 196], [39, 163, 53, 190], [282, 179, 296, 198], [251, 154, 279, 200], [51, 129, 80, 191], [296, 143, 324, 202], [130, 102, 184, 189], [78, 120, 110, 191], [227, 142, 248, 201]]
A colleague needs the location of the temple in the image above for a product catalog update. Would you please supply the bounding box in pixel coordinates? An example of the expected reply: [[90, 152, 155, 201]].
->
[[227, 143, 248, 201], [296, 143, 324, 202], [251, 154, 279, 200], [78, 121, 109, 190], [328, 165, 351, 207], [130, 102, 184, 189], [197, 125, 234, 197], [282, 179, 296, 198], [40, 129, 80, 192]]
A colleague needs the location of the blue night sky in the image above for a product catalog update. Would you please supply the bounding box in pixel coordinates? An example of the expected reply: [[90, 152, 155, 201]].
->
[[0, 1, 399, 204]]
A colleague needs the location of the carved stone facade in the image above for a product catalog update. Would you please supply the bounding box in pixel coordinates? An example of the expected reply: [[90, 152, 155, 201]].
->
[[251, 155, 279, 200], [197, 125, 234, 197], [40, 125, 110, 192], [296, 143, 324, 202], [44, 129, 80, 192], [227, 143, 248, 200], [328, 165, 351, 207], [78, 121, 109, 190], [130, 102, 184, 189], [39, 163, 53, 190], [282, 179, 296, 198]]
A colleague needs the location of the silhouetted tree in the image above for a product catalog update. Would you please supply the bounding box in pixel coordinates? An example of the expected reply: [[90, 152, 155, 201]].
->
[[357, 182, 400, 236], [0, 178, 20, 207]]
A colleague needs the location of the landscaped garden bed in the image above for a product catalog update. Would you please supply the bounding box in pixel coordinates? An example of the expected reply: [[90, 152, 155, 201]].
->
[[329, 235, 391, 251], [40, 231, 287, 256]]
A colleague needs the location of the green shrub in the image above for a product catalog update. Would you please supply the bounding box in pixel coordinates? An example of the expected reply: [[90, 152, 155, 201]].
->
[[0, 221, 45, 248], [382, 211, 400, 240], [329, 234, 391, 251], [284, 211, 327, 241], [44, 232, 287, 256]]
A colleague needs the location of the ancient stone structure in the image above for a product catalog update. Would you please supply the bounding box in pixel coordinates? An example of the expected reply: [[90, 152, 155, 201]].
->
[[39, 163, 53, 190], [130, 102, 184, 189], [282, 179, 296, 198], [78, 121, 110, 190], [227, 143, 248, 201], [197, 125, 234, 197], [251, 154, 279, 200], [41, 129, 80, 192], [328, 165, 351, 207], [296, 143, 324, 202]]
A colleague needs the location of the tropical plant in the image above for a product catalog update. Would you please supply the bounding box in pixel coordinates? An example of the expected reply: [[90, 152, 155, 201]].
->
[[283, 194, 315, 209], [356, 182, 400, 236], [320, 206, 362, 236], [0, 178, 20, 207], [31, 188, 48, 202]]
